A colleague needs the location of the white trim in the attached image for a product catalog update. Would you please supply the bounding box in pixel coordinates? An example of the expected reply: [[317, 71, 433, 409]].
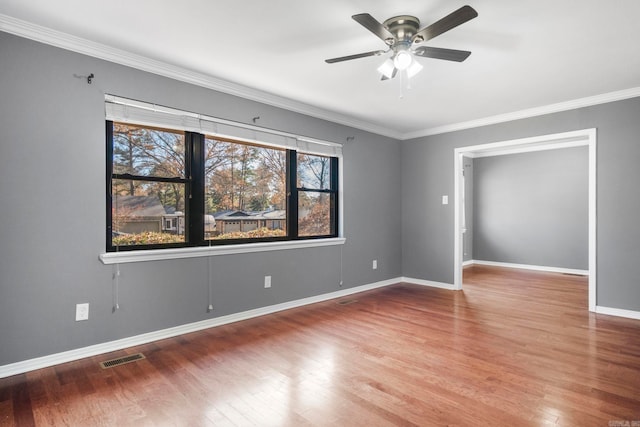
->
[[100, 237, 346, 265], [0, 276, 399, 379], [0, 14, 401, 140], [467, 139, 589, 159], [453, 128, 597, 310], [588, 132, 597, 311], [595, 306, 640, 321], [401, 277, 457, 291], [454, 129, 591, 155], [468, 260, 588, 276], [405, 87, 640, 139], [1, 14, 639, 140]]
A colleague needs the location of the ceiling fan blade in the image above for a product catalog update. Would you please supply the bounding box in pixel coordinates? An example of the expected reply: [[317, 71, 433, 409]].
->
[[413, 46, 472, 62], [381, 68, 398, 81], [325, 49, 386, 64], [352, 13, 396, 44], [413, 5, 478, 43]]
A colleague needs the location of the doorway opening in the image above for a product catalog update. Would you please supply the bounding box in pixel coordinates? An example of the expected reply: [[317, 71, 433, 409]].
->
[[453, 129, 596, 311]]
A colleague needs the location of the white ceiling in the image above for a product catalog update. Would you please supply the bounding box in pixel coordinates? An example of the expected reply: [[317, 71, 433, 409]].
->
[[2, 0, 640, 139]]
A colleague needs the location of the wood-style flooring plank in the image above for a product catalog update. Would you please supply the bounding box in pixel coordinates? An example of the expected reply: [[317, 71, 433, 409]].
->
[[1, 265, 640, 425]]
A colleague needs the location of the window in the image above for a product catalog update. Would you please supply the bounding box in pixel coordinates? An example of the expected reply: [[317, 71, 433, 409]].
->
[[109, 123, 188, 247], [205, 137, 287, 241], [296, 153, 337, 237], [106, 121, 339, 251]]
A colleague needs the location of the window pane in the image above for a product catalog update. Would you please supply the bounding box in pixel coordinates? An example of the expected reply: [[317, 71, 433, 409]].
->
[[204, 137, 287, 240], [113, 123, 185, 178], [112, 179, 185, 246], [297, 153, 330, 190], [298, 191, 333, 236]]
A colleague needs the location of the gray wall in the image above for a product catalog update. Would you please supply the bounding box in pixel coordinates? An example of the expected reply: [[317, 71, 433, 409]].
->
[[402, 97, 640, 311], [0, 32, 402, 366], [472, 147, 588, 269]]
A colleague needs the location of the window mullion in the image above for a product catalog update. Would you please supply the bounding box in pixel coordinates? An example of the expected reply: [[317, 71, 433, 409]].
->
[[106, 121, 114, 249], [111, 174, 188, 184], [287, 150, 298, 238], [330, 156, 339, 236], [295, 188, 334, 194], [188, 132, 205, 245]]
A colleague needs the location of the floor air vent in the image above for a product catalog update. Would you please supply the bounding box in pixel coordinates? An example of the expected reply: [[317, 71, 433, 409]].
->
[[337, 299, 358, 306], [99, 353, 145, 369]]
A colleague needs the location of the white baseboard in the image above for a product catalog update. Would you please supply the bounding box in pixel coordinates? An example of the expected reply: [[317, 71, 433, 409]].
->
[[401, 277, 457, 290], [6, 275, 634, 378], [595, 306, 640, 320], [469, 260, 588, 276], [0, 277, 401, 379]]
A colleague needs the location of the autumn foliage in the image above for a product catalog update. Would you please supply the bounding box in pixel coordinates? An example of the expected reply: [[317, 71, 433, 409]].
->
[[210, 228, 286, 240], [112, 232, 184, 246]]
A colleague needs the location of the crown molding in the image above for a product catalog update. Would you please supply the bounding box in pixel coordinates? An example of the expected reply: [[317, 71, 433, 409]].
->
[[0, 14, 402, 140], [404, 86, 640, 139], [2, 13, 639, 142]]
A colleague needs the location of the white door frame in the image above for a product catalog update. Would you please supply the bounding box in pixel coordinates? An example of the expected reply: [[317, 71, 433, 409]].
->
[[453, 128, 597, 311]]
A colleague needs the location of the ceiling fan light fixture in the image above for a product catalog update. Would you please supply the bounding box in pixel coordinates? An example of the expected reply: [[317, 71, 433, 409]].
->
[[393, 50, 413, 70], [406, 59, 423, 78], [377, 58, 395, 79], [327, 6, 477, 81]]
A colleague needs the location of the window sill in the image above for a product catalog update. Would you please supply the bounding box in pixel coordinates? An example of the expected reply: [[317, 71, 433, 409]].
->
[[99, 237, 346, 265]]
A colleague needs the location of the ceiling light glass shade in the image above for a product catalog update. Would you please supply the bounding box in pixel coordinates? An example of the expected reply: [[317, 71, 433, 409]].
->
[[393, 51, 413, 70], [406, 59, 423, 78], [377, 58, 395, 79]]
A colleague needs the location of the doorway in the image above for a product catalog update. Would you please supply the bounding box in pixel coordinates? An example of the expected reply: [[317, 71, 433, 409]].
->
[[453, 129, 596, 311]]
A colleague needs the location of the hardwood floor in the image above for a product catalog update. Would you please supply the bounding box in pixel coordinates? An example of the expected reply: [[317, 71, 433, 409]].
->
[[2, 265, 639, 426]]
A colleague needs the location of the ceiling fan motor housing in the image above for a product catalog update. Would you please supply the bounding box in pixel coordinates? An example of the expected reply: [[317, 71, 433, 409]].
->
[[383, 15, 421, 45]]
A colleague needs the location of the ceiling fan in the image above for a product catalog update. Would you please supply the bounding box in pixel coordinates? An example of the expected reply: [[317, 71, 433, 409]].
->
[[325, 5, 478, 80]]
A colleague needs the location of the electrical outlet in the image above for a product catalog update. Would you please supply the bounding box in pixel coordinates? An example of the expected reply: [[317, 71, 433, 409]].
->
[[372, 260, 378, 270], [75, 303, 89, 321], [264, 275, 272, 288]]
